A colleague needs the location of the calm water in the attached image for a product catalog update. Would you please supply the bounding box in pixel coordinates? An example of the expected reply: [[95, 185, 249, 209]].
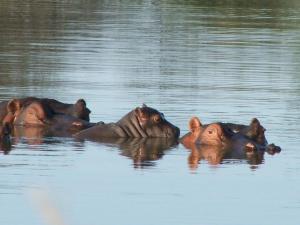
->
[[1, 0, 300, 225]]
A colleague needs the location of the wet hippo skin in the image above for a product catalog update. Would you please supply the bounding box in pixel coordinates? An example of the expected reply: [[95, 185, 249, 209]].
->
[[74, 104, 180, 140], [0, 97, 91, 124], [12, 101, 95, 136], [180, 117, 281, 154]]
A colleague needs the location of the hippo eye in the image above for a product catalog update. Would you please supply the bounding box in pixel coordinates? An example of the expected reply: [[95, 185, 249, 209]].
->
[[208, 130, 214, 134], [153, 115, 161, 123]]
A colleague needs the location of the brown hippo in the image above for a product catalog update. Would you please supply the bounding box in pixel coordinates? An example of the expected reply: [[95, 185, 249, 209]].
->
[[180, 117, 281, 154], [74, 104, 180, 140], [11, 100, 95, 136], [0, 97, 91, 125]]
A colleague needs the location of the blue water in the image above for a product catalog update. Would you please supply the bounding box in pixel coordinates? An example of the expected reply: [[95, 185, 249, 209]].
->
[[0, 1, 300, 225]]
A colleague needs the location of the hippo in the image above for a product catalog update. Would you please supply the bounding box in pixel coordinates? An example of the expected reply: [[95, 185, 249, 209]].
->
[[74, 104, 180, 140], [11, 100, 95, 136], [0, 97, 91, 125], [180, 117, 281, 154]]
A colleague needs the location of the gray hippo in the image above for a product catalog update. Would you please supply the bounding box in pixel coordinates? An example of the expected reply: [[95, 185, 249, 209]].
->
[[74, 104, 180, 140]]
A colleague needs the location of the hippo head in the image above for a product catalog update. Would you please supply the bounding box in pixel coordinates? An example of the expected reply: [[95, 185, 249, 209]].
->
[[13, 101, 92, 132], [133, 104, 180, 139], [13, 101, 51, 126]]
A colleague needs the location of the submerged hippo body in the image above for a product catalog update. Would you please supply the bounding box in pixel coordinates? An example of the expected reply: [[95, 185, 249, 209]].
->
[[75, 105, 180, 140]]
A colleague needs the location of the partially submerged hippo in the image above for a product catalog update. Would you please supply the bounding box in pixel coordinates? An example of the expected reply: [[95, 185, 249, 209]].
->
[[0, 97, 91, 125], [74, 104, 180, 140], [180, 117, 281, 154], [11, 101, 95, 136]]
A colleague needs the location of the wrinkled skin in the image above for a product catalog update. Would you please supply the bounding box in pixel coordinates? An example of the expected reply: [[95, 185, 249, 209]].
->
[[74, 104, 180, 140], [181, 117, 281, 156], [0, 97, 91, 125], [12, 101, 95, 136]]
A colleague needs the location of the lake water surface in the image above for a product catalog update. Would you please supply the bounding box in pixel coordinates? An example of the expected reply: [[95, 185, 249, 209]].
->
[[0, 1, 300, 225]]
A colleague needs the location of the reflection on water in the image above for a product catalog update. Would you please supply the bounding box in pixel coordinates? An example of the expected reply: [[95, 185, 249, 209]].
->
[[0, 0, 300, 225], [117, 138, 177, 168], [185, 143, 275, 170]]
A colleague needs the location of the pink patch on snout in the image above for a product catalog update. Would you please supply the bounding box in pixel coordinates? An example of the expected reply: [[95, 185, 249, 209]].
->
[[245, 143, 256, 153]]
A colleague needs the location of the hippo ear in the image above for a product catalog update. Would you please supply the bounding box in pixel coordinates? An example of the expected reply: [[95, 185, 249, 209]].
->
[[75, 99, 90, 116], [135, 107, 147, 120], [189, 117, 202, 133], [249, 118, 261, 135], [76, 99, 87, 107], [75, 99, 87, 112], [7, 99, 21, 114], [142, 103, 148, 108], [135, 107, 142, 116]]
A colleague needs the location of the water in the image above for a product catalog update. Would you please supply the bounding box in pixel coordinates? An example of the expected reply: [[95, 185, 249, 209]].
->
[[0, 0, 300, 224]]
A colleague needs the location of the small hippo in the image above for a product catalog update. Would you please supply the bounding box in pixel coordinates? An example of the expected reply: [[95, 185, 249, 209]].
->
[[74, 104, 180, 140]]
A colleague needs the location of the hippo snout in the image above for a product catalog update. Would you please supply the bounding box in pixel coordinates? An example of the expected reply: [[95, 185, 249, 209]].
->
[[166, 125, 180, 139]]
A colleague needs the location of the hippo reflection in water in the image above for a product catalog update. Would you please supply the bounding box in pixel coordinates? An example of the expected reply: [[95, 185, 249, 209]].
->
[[181, 116, 281, 168], [98, 137, 178, 168], [74, 104, 180, 140]]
